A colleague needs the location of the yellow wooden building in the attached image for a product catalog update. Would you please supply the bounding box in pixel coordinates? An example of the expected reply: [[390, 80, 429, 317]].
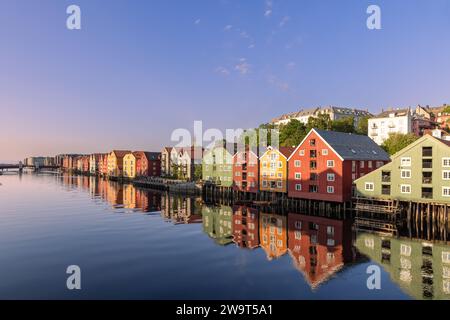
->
[[123, 152, 137, 179], [259, 146, 295, 193], [107, 150, 131, 177]]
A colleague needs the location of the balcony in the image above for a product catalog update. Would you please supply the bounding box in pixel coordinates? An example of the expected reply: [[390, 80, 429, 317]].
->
[[382, 185, 391, 195], [422, 172, 432, 184], [422, 188, 433, 199], [422, 147, 432, 157], [310, 150, 317, 159], [422, 159, 433, 169], [382, 171, 391, 183]]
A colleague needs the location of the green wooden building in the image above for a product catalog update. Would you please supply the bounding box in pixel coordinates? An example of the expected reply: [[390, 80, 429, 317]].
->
[[202, 205, 233, 245], [202, 144, 236, 188], [355, 135, 450, 203], [355, 232, 450, 300]]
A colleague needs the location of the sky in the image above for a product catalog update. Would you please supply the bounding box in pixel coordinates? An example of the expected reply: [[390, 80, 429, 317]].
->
[[1, 0, 450, 161]]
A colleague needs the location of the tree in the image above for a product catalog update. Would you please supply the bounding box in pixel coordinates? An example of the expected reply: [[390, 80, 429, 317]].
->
[[355, 116, 370, 135], [306, 113, 332, 131], [332, 116, 355, 133], [381, 133, 418, 155], [193, 164, 202, 182], [279, 119, 307, 147]]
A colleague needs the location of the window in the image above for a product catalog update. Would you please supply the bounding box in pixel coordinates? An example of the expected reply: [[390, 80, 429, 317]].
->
[[263, 161, 267, 168], [309, 185, 318, 193], [310, 150, 317, 158], [401, 157, 411, 167], [299, 150, 305, 156], [262, 180, 267, 187], [310, 173, 318, 181], [278, 161, 283, 168], [422, 158, 433, 169], [443, 158, 450, 167], [327, 173, 335, 181], [443, 187, 450, 197], [270, 153, 277, 160], [294, 231, 302, 240], [270, 172, 275, 177], [360, 161, 365, 169], [294, 160, 301, 167], [295, 184, 302, 191], [376, 161, 384, 168], [368, 161, 373, 169], [401, 184, 411, 194], [443, 171, 450, 180], [262, 171, 267, 177], [327, 186, 334, 194], [235, 172, 241, 177], [310, 139, 316, 146], [327, 160, 335, 168], [327, 226, 335, 236], [270, 162, 276, 169], [382, 185, 391, 195], [277, 172, 282, 178], [365, 182, 374, 191], [310, 161, 317, 169], [322, 149, 328, 155], [442, 251, 450, 263], [295, 221, 302, 229], [295, 172, 301, 180], [401, 169, 411, 179], [277, 181, 283, 188], [277, 240, 283, 248], [422, 147, 432, 157], [400, 244, 412, 257], [327, 239, 335, 247]]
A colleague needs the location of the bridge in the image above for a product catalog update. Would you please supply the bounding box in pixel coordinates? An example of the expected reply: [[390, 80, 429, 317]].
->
[[0, 164, 60, 173]]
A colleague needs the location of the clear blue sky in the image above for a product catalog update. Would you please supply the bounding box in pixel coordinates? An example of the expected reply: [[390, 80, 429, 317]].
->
[[1, 0, 449, 161]]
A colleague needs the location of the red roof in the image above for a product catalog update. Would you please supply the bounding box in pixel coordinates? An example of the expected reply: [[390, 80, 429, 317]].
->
[[279, 147, 296, 158]]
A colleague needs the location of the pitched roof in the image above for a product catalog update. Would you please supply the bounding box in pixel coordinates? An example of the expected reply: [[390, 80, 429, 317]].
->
[[373, 108, 411, 118], [143, 152, 161, 161], [111, 150, 131, 158], [279, 147, 296, 158], [314, 129, 390, 161]]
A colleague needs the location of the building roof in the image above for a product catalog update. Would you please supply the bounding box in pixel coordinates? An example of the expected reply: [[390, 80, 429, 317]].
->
[[373, 108, 411, 119], [314, 129, 390, 161], [111, 150, 131, 158], [279, 147, 296, 158], [143, 152, 161, 161]]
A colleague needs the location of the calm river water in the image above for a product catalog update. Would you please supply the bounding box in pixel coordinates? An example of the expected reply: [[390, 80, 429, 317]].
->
[[0, 173, 448, 300]]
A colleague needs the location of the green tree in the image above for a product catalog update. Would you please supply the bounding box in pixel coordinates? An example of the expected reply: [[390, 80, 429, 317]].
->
[[279, 119, 307, 147], [306, 113, 332, 131], [332, 116, 355, 133], [381, 133, 419, 155], [355, 116, 370, 135], [193, 164, 202, 182]]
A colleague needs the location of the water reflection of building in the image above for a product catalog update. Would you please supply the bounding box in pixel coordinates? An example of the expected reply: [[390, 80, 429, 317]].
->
[[287, 213, 354, 289], [161, 194, 202, 224], [232, 205, 259, 249], [202, 205, 233, 245], [123, 184, 137, 209], [260, 213, 287, 260], [356, 232, 450, 300]]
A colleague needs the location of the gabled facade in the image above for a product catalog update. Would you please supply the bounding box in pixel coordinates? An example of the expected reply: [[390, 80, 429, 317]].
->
[[99, 154, 108, 176], [123, 152, 137, 179], [233, 148, 259, 193], [288, 129, 390, 203], [135, 151, 161, 177], [232, 205, 259, 249], [202, 144, 236, 187], [260, 213, 287, 260], [89, 154, 104, 175], [202, 205, 233, 245], [355, 135, 450, 203], [259, 146, 294, 193], [287, 213, 353, 289], [107, 150, 131, 177], [161, 147, 173, 177]]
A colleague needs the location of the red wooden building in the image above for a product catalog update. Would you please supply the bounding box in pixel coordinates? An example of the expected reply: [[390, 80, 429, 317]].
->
[[232, 205, 259, 249], [287, 129, 390, 203], [134, 151, 161, 177], [287, 213, 354, 289], [232, 148, 259, 193]]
